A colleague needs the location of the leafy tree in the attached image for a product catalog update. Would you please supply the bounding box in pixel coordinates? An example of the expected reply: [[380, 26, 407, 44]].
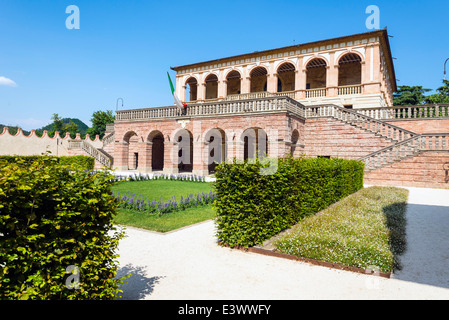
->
[[393, 85, 431, 106], [86, 110, 115, 140], [425, 80, 449, 104], [48, 113, 80, 138]]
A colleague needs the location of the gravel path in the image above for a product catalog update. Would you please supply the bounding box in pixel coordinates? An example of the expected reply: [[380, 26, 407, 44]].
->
[[116, 187, 449, 300]]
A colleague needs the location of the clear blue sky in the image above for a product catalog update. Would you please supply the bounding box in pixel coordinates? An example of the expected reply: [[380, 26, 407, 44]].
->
[[1, 0, 448, 130]]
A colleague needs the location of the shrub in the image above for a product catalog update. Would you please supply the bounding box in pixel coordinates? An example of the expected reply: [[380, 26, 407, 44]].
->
[[0, 155, 95, 171], [213, 156, 365, 248], [0, 156, 126, 300]]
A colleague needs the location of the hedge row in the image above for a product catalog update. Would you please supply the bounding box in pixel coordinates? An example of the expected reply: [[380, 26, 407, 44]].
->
[[0, 157, 126, 300], [213, 157, 365, 248], [0, 155, 95, 171]]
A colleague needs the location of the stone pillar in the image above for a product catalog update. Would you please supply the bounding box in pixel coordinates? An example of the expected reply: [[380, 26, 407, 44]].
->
[[235, 140, 245, 162], [297, 69, 307, 99], [113, 142, 129, 171], [137, 142, 152, 173], [267, 61, 277, 93], [218, 80, 226, 99], [241, 65, 250, 94], [242, 77, 250, 94], [327, 52, 339, 97], [181, 85, 187, 102], [197, 83, 206, 102], [193, 141, 209, 176], [267, 73, 277, 93], [163, 141, 179, 174]]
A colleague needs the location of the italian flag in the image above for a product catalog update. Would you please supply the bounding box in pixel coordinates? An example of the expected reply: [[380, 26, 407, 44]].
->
[[167, 72, 186, 112]]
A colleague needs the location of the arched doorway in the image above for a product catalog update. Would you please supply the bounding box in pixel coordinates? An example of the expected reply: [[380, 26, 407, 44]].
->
[[205, 74, 218, 100], [174, 129, 193, 173], [306, 58, 327, 90], [242, 128, 268, 161], [205, 128, 226, 174], [123, 131, 139, 170], [148, 131, 164, 171], [185, 77, 198, 102], [250, 67, 268, 93], [226, 70, 241, 95], [338, 53, 362, 86], [277, 62, 296, 92]]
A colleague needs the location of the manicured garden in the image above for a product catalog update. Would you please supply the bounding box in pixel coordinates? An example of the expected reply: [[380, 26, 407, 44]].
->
[[213, 156, 409, 274], [111, 179, 215, 232], [273, 186, 408, 273], [0, 154, 411, 300]]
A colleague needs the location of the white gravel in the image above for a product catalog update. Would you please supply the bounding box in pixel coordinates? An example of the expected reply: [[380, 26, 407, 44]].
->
[[116, 186, 449, 300]]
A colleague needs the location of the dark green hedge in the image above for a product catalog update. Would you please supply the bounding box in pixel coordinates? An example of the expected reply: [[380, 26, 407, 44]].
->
[[0, 155, 95, 171], [0, 157, 126, 300], [213, 157, 364, 248]]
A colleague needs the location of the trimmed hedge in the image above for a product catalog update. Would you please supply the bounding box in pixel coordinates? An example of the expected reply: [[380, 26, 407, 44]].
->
[[0, 155, 95, 171], [213, 157, 364, 248], [0, 157, 126, 300]]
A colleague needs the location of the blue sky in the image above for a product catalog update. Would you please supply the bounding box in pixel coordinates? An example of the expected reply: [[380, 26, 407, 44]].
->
[[0, 0, 448, 130]]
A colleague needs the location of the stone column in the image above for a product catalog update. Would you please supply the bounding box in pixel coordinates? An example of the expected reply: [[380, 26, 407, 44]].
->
[[267, 73, 277, 93], [137, 142, 152, 173], [218, 80, 226, 99], [113, 142, 129, 171], [267, 61, 277, 93], [163, 141, 179, 174], [193, 141, 209, 176], [327, 52, 339, 97], [297, 69, 306, 99], [197, 82, 206, 102]]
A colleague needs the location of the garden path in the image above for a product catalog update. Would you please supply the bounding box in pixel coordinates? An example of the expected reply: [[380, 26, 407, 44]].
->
[[116, 187, 449, 300]]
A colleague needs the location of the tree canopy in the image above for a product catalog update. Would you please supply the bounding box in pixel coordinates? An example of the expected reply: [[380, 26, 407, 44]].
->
[[393, 85, 431, 106], [86, 110, 115, 139]]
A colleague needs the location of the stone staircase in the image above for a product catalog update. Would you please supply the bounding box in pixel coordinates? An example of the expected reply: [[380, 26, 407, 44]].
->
[[304, 103, 449, 176]]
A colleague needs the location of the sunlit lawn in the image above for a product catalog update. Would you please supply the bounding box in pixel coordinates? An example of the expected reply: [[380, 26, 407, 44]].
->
[[111, 179, 215, 232]]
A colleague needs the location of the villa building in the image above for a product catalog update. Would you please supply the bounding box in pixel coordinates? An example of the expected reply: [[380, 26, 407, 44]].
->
[[2, 29, 449, 188], [172, 29, 396, 109]]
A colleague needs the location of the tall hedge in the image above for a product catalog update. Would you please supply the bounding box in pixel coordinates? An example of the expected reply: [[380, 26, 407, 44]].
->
[[0, 157, 125, 300], [0, 155, 95, 171], [213, 157, 364, 248]]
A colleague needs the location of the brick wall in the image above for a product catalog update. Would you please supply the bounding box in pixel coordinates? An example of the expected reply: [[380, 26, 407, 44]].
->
[[386, 119, 449, 134], [364, 152, 449, 189], [303, 117, 393, 159], [112, 112, 305, 173]]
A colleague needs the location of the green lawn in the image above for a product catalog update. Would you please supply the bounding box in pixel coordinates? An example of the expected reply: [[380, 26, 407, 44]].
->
[[111, 179, 215, 232], [111, 179, 212, 202], [114, 206, 215, 233], [273, 186, 409, 273]]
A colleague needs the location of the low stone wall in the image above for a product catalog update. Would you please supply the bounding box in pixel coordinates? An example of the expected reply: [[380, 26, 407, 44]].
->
[[0, 127, 102, 162]]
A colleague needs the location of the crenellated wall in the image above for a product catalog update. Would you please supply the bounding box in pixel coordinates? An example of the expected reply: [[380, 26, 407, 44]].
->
[[0, 127, 102, 157]]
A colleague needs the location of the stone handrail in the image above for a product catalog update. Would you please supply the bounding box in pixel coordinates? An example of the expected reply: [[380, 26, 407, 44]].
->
[[305, 88, 326, 98], [305, 104, 417, 143], [225, 92, 274, 101], [273, 91, 297, 99], [102, 132, 115, 148], [359, 133, 449, 171], [338, 85, 362, 95], [355, 104, 449, 120], [116, 96, 307, 121], [69, 140, 113, 167]]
